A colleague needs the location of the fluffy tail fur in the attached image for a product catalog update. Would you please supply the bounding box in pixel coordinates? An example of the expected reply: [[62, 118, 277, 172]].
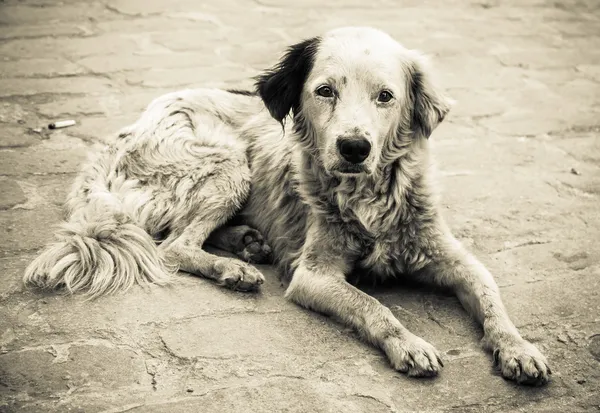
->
[[24, 154, 176, 298]]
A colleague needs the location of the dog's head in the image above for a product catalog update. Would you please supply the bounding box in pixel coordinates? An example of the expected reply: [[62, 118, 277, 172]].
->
[[256, 27, 452, 176]]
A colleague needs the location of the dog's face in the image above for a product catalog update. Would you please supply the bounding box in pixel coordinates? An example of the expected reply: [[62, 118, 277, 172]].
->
[[257, 27, 452, 176]]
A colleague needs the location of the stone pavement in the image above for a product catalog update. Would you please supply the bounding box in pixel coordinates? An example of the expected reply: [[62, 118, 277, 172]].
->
[[1, 0, 599, 411]]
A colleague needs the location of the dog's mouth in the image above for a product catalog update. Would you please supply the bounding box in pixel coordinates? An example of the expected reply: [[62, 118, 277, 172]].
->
[[331, 163, 369, 176]]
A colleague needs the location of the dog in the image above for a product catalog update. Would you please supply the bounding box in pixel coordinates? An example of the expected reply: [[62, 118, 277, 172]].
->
[[24, 27, 551, 385]]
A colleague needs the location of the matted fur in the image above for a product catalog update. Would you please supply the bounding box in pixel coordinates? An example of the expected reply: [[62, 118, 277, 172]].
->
[[25, 27, 550, 385]]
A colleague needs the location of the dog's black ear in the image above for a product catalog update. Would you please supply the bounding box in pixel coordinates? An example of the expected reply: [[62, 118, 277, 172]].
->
[[408, 54, 453, 139], [255, 37, 320, 124]]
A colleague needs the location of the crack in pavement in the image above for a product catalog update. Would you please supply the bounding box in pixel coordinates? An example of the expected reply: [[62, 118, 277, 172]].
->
[[350, 392, 399, 413]]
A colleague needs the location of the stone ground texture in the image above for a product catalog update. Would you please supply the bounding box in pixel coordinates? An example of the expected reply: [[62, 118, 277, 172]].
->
[[1, 0, 600, 412]]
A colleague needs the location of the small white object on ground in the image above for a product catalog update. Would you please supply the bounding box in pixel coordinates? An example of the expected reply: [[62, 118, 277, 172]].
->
[[48, 120, 76, 129]]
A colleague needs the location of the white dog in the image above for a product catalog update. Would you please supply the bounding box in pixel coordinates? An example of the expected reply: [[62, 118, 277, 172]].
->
[[25, 27, 551, 385]]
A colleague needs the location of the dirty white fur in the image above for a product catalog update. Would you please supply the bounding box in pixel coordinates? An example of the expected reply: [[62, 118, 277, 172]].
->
[[24, 27, 550, 385]]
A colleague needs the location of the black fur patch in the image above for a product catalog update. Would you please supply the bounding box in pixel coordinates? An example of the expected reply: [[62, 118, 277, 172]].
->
[[255, 37, 321, 124], [226, 89, 258, 96]]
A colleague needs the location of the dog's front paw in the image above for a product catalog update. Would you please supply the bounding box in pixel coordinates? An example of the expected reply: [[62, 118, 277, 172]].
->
[[493, 339, 551, 386], [382, 333, 443, 377]]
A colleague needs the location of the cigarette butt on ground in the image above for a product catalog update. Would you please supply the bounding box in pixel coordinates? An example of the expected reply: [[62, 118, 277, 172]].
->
[[48, 120, 76, 129]]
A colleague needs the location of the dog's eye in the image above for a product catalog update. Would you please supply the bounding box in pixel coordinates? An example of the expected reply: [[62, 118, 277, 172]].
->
[[316, 86, 334, 98], [377, 90, 394, 103]]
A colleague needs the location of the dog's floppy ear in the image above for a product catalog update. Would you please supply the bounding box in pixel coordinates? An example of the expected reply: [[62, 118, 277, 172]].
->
[[408, 54, 453, 139], [255, 37, 320, 124]]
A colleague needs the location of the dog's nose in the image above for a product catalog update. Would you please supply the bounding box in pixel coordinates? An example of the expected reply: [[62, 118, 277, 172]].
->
[[337, 138, 371, 164]]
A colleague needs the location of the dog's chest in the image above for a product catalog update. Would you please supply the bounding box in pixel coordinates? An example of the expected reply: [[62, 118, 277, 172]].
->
[[350, 200, 386, 235], [342, 200, 405, 279], [342, 196, 432, 280], [357, 239, 399, 279], [337, 184, 393, 235]]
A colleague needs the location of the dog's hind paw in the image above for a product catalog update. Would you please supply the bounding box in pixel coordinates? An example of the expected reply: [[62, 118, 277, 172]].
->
[[235, 227, 273, 264], [213, 258, 265, 292], [493, 339, 551, 386], [382, 333, 443, 377]]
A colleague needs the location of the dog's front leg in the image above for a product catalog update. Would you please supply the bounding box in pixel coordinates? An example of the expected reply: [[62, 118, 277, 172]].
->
[[420, 233, 551, 385], [285, 222, 443, 377]]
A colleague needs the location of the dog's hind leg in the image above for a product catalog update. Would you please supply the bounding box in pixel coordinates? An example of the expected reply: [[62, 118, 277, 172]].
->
[[162, 222, 265, 292], [158, 166, 265, 292], [206, 225, 273, 264]]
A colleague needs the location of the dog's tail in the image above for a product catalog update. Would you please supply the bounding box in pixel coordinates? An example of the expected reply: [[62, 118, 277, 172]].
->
[[24, 156, 176, 297]]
